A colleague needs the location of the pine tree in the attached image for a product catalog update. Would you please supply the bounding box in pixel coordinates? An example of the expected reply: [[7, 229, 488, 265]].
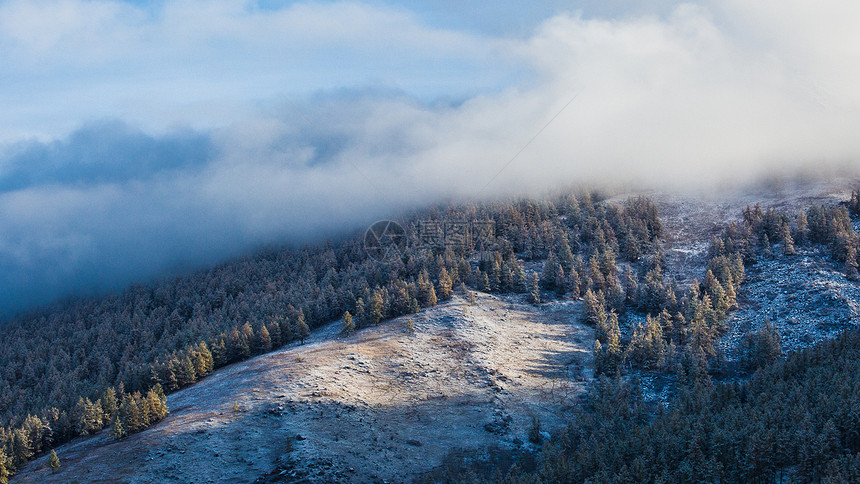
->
[[583, 289, 607, 326], [593, 339, 605, 374], [48, 449, 60, 473], [594, 313, 622, 375], [845, 245, 859, 281], [257, 325, 272, 353], [73, 397, 103, 436], [342, 311, 355, 334], [796, 210, 810, 244], [500, 262, 513, 291], [529, 272, 541, 304], [761, 233, 773, 258], [709, 279, 730, 321], [152, 382, 167, 401], [490, 260, 502, 291], [369, 292, 384, 326], [600, 247, 618, 282], [596, 310, 620, 345], [606, 312, 621, 354], [690, 312, 715, 357], [101, 387, 118, 421], [0, 447, 10, 484], [297, 310, 310, 344], [176, 356, 196, 387], [437, 267, 453, 300], [683, 281, 701, 322], [623, 266, 639, 307], [12, 427, 33, 465], [554, 264, 566, 296], [22, 414, 46, 455], [630, 315, 666, 369], [623, 233, 641, 262], [657, 308, 673, 334], [194, 343, 214, 376], [568, 266, 582, 298], [479, 270, 491, 292], [627, 323, 648, 368], [240, 322, 254, 357], [542, 251, 559, 287], [724, 279, 738, 310], [146, 388, 169, 421], [781, 221, 797, 256], [226, 327, 243, 363], [406, 318, 415, 334], [641, 266, 666, 312], [426, 284, 438, 307], [267, 321, 282, 348], [848, 190, 860, 214], [120, 393, 142, 433], [110, 413, 124, 440], [589, 254, 605, 290], [418, 270, 437, 306], [558, 233, 575, 268], [354, 298, 366, 328], [739, 321, 782, 371]]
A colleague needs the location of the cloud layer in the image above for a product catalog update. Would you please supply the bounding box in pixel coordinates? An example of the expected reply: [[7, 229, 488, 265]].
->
[[1, 0, 860, 315]]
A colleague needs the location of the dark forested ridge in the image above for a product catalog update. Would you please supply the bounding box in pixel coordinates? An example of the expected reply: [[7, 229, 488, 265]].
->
[[3, 189, 860, 482], [0, 192, 668, 479]]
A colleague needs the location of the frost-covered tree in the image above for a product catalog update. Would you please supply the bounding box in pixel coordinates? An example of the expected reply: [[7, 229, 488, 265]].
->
[[342, 311, 355, 334], [437, 267, 453, 300], [297, 310, 310, 344], [48, 449, 60, 473], [529, 272, 541, 304]]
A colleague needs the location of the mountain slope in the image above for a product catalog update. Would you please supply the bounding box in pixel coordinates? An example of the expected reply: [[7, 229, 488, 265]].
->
[[14, 293, 589, 483]]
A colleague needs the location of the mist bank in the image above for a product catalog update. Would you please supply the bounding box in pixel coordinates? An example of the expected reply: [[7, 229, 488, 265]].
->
[[2, 0, 860, 316]]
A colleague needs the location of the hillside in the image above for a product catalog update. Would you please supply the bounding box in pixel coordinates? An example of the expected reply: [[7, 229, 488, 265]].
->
[[649, 180, 860, 356], [7, 180, 860, 482], [13, 293, 589, 483], [0, 189, 663, 482]]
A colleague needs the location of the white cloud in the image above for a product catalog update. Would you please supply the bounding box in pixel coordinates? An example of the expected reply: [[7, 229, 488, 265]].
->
[[0, 0, 515, 138], [2, 0, 860, 313]]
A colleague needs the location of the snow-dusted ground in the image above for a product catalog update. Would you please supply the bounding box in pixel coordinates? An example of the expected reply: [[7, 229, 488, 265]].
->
[[14, 293, 591, 483], [721, 247, 860, 357], [612, 177, 860, 362]]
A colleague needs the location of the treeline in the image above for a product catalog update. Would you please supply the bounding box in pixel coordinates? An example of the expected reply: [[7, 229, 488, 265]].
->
[[587, 238, 746, 376], [0, 384, 167, 479], [440, 326, 860, 483], [584, 195, 860, 379], [740, 198, 859, 278], [545, 196, 746, 377], [0, 191, 666, 479]]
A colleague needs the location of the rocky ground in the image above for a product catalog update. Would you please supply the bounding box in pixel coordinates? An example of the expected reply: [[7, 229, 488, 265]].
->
[[14, 293, 590, 483], [721, 246, 860, 356]]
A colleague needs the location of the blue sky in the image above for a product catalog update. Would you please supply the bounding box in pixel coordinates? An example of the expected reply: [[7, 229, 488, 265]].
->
[[0, 0, 564, 141], [0, 0, 686, 142], [1, 0, 860, 315]]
